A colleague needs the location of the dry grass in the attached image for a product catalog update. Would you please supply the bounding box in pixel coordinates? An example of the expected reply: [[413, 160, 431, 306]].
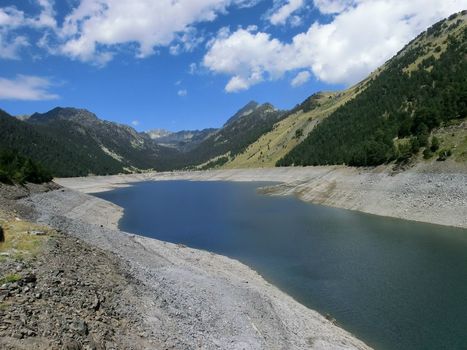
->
[[0, 217, 51, 261], [432, 119, 467, 162]]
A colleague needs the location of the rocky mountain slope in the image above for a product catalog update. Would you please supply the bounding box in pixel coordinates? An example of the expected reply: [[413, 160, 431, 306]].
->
[[147, 128, 217, 152]]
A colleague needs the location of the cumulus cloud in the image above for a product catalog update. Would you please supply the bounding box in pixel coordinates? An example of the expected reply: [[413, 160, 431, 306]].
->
[[269, 0, 305, 26], [291, 70, 311, 87], [131, 120, 140, 126], [0, 0, 263, 63], [0, 75, 59, 100], [178, 89, 188, 96], [57, 0, 259, 63], [204, 27, 284, 92], [204, 0, 467, 91]]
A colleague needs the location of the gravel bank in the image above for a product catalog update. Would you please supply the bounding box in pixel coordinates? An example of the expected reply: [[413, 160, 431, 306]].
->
[[57, 164, 467, 229], [18, 188, 371, 350]]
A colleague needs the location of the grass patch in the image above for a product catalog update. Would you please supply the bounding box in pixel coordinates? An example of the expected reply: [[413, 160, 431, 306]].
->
[[0, 220, 51, 261], [0, 273, 22, 284]]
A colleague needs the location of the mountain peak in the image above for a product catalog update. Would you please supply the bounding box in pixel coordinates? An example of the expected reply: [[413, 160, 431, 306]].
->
[[224, 101, 261, 127], [29, 107, 99, 125]]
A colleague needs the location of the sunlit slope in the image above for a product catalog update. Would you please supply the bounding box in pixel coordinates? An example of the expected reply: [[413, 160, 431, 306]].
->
[[224, 82, 365, 168], [225, 11, 466, 169]]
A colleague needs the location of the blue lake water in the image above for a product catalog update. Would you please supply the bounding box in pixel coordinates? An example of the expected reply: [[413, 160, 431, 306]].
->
[[95, 180, 467, 350]]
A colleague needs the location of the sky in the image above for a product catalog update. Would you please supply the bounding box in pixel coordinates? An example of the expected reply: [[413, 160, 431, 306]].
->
[[0, 0, 466, 131]]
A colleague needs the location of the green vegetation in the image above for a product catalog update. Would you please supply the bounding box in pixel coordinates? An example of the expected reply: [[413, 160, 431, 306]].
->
[[278, 14, 466, 167], [0, 149, 52, 184], [0, 273, 22, 284]]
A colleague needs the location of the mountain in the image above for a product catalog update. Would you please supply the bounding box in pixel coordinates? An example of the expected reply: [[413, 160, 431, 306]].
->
[[177, 101, 285, 169], [278, 11, 467, 167], [226, 11, 467, 169], [147, 128, 218, 152], [146, 129, 173, 140], [0, 107, 178, 177], [2, 13, 465, 176], [223, 101, 259, 127]]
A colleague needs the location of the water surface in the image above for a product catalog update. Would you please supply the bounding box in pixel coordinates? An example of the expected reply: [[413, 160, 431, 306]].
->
[[96, 181, 467, 350]]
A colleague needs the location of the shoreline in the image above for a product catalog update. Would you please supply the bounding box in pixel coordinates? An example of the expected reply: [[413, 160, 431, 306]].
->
[[56, 165, 467, 229], [17, 187, 371, 349]]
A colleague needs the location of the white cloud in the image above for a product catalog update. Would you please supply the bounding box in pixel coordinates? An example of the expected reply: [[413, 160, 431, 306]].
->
[[0, 34, 29, 59], [56, 0, 258, 63], [204, 0, 467, 91], [189, 62, 198, 74], [291, 70, 311, 87], [131, 120, 140, 126], [269, 0, 305, 26], [204, 27, 284, 91], [313, 0, 357, 14], [178, 89, 188, 96], [0, 75, 59, 100]]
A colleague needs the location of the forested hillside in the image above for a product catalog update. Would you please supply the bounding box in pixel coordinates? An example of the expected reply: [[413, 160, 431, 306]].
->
[[0, 149, 52, 184], [0, 108, 177, 177], [278, 12, 466, 167]]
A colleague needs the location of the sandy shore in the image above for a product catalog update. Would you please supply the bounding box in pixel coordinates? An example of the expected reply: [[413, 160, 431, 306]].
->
[[17, 187, 371, 350], [56, 164, 467, 229]]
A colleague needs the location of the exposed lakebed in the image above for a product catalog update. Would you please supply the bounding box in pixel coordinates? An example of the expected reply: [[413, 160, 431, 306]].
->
[[96, 180, 467, 350]]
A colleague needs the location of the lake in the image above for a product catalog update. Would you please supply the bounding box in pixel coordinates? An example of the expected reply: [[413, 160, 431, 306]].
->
[[95, 180, 467, 350]]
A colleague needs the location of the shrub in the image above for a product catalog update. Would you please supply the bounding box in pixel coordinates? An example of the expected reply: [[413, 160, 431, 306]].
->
[[423, 148, 434, 159], [430, 136, 440, 152], [437, 149, 452, 161]]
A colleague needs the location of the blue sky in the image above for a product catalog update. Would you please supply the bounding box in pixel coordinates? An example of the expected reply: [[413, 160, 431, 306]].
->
[[0, 0, 465, 131]]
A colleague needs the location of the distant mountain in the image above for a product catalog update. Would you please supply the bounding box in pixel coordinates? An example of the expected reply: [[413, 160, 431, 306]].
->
[[147, 128, 218, 152], [146, 129, 173, 140], [0, 107, 178, 177], [177, 101, 285, 169]]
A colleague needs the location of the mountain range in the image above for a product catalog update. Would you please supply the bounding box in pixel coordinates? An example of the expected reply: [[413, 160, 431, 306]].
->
[[0, 11, 465, 177]]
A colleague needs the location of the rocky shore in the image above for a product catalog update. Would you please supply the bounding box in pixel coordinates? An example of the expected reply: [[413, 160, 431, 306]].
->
[[57, 163, 467, 229], [0, 183, 371, 349]]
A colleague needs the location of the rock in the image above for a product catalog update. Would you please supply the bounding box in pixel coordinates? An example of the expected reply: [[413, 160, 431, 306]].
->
[[28, 230, 46, 236], [20, 273, 37, 285], [63, 338, 83, 350], [11, 331, 23, 339], [70, 320, 88, 336], [91, 295, 100, 311]]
